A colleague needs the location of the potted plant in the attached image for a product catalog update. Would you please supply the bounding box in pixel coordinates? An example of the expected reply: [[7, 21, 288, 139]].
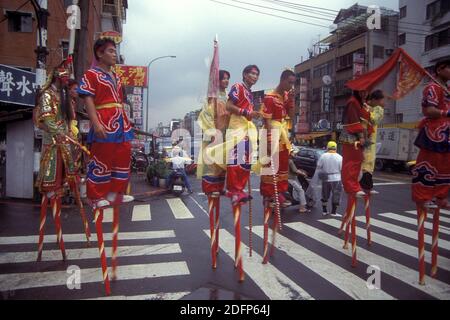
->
[[146, 163, 158, 187], [154, 160, 170, 189]]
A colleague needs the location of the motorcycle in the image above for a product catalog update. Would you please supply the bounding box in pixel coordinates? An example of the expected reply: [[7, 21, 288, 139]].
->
[[131, 150, 149, 173], [169, 169, 186, 197]]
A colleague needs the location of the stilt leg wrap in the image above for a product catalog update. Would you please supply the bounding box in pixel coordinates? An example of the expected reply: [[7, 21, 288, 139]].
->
[[431, 207, 440, 278], [112, 206, 120, 281], [416, 205, 426, 285], [37, 195, 48, 262], [94, 209, 111, 295], [233, 204, 244, 282]]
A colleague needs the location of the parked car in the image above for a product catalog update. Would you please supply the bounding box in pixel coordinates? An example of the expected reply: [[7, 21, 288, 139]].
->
[[292, 147, 326, 178]]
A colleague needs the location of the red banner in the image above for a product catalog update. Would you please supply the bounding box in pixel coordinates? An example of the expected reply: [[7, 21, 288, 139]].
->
[[346, 48, 427, 100], [114, 65, 149, 88]]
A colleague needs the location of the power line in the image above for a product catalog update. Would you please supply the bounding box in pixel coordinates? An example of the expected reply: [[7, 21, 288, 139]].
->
[[208, 0, 330, 28], [228, 0, 335, 21]]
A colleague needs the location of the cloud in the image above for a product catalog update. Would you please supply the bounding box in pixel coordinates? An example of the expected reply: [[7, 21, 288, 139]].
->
[[122, 0, 399, 130]]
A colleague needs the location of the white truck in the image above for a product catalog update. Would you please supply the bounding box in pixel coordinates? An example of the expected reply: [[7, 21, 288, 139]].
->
[[375, 127, 419, 171]]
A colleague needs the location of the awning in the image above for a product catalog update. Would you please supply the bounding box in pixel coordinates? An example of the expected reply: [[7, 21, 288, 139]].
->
[[295, 132, 332, 141]]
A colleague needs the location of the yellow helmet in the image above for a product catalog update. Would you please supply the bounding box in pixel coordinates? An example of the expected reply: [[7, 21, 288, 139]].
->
[[327, 141, 337, 150]]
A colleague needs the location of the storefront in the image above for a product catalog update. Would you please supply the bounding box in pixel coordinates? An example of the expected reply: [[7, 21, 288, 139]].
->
[[0, 64, 38, 199]]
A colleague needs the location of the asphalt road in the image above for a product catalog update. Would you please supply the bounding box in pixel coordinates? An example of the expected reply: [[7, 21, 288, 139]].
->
[[0, 172, 449, 300]]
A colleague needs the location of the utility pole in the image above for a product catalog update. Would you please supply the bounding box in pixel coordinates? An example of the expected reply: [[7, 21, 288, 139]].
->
[[31, 0, 49, 88], [74, 0, 89, 80]]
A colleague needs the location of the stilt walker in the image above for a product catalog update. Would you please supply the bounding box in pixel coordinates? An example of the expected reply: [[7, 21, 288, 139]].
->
[[343, 49, 447, 272], [78, 38, 135, 295], [258, 70, 296, 264], [197, 37, 229, 269], [411, 59, 450, 285], [67, 79, 91, 245], [35, 59, 82, 262], [205, 62, 260, 281]]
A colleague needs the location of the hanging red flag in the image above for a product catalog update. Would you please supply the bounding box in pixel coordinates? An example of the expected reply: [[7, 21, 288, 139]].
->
[[346, 48, 428, 100]]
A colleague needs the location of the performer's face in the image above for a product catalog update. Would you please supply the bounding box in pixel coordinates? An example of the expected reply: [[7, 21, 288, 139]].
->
[[244, 69, 259, 87], [438, 65, 450, 81], [98, 44, 117, 67], [69, 85, 78, 99], [220, 74, 230, 90], [281, 75, 296, 92]]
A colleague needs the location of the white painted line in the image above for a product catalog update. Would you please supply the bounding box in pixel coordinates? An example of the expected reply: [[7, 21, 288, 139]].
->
[[0, 244, 181, 264], [320, 219, 450, 272], [250, 226, 394, 300], [286, 222, 450, 300], [91, 208, 114, 223], [0, 261, 190, 292], [438, 209, 450, 217], [373, 182, 409, 186], [355, 216, 450, 250], [0, 230, 176, 245], [379, 213, 450, 235], [166, 198, 195, 219], [203, 229, 313, 300], [405, 211, 450, 224], [132, 204, 152, 222], [189, 195, 209, 217], [88, 291, 190, 300]]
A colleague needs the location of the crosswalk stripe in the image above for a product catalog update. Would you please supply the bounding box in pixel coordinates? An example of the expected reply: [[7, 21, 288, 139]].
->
[[286, 222, 450, 300], [250, 226, 394, 300], [0, 261, 190, 292], [132, 205, 151, 222], [0, 244, 182, 264], [87, 291, 190, 300], [90, 208, 114, 223], [441, 209, 450, 217], [405, 211, 450, 224], [379, 213, 450, 235], [320, 219, 450, 272], [0, 230, 176, 245], [166, 199, 194, 219], [203, 229, 313, 300], [355, 216, 450, 250], [373, 182, 408, 186]]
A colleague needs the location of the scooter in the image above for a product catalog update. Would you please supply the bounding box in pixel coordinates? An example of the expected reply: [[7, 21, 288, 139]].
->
[[170, 169, 186, 197], [131, 151, 149, 173]]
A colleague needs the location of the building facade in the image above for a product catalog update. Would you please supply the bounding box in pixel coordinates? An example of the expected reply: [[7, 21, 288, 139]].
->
[[0, 0, 128, 199], [396, 0, 450, 124], [294, 4, 399, 139]]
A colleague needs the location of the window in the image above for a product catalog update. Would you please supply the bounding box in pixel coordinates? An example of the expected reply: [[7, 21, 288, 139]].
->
[[426, 1, 440, 19], [373, 45, 385, 59], [337, 52, 354, 70], [425, 28, 450, 51], [7, 11, 33, 33], [395, 114, 403, 124], [60, 40, 69, 59], [313, 61, 333, 79], [398, 33, 406, 46], [312, 88, 321, 102], [399, 6, 407, 19]]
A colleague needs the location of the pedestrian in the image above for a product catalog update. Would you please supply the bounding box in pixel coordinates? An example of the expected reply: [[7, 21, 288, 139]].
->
[[317, 141, 343, 216], [288, 152, 309, 213]]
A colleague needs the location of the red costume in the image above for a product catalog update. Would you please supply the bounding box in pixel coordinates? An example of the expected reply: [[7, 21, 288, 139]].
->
[[340, 96, 364, 194], [259, 90, 293, 197], [78, 67, 134, 201], [412, 83, 450, 203]]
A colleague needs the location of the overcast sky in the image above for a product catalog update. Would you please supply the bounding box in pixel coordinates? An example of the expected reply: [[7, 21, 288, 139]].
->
[[122, 0, 399, 130]]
